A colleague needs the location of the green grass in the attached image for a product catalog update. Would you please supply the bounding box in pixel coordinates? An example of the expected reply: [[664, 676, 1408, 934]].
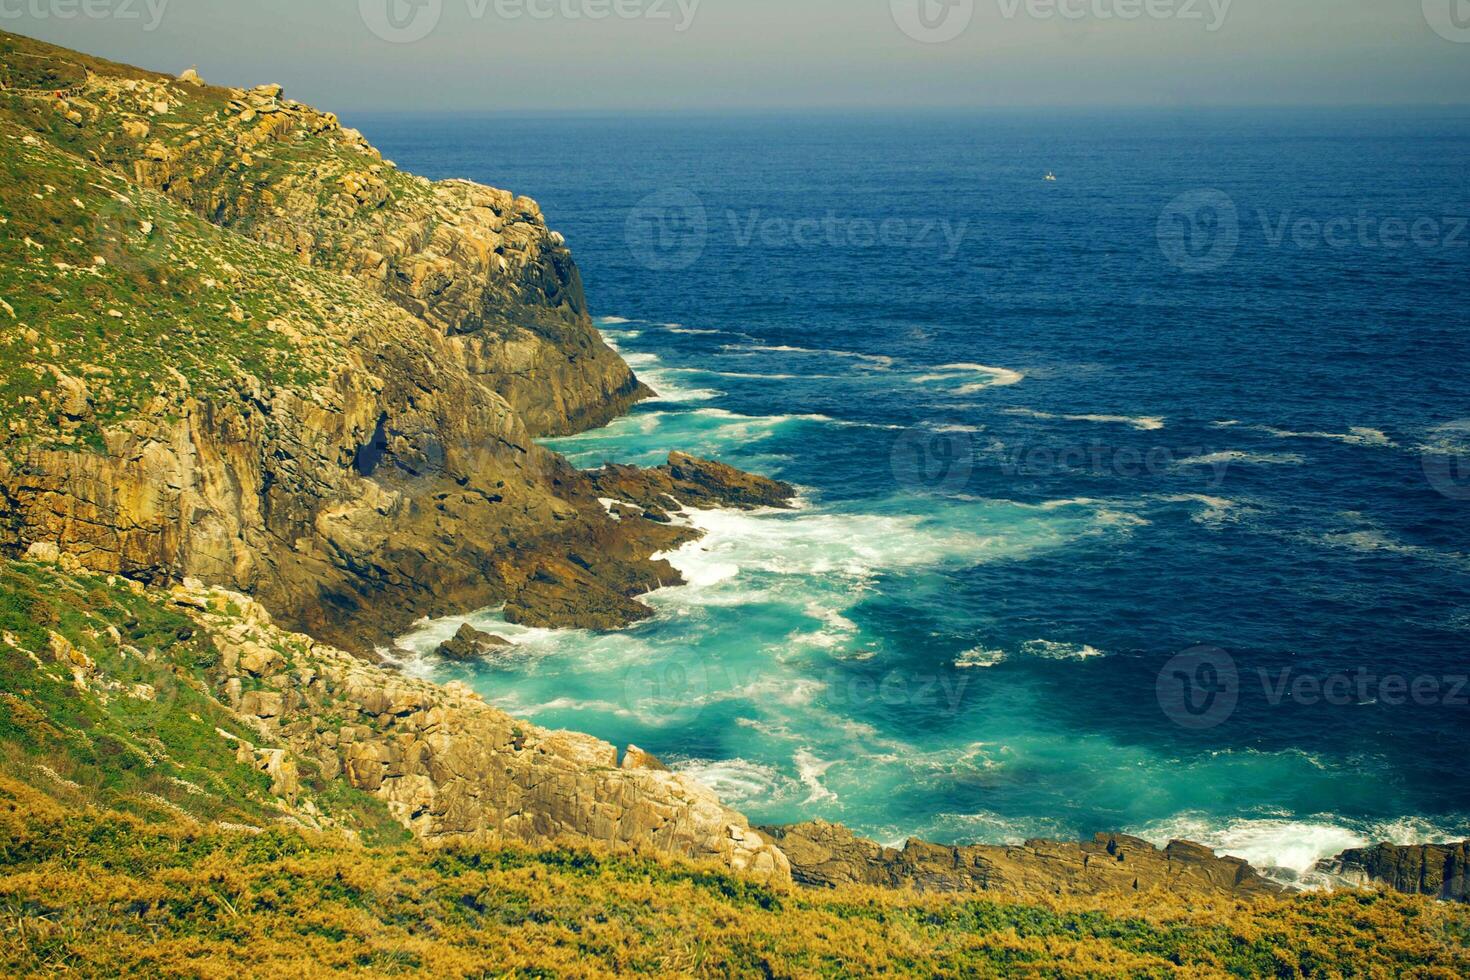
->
[[0, 559, 405, 843], [0, 30, 451, 454], [0, 119, 353, 450]]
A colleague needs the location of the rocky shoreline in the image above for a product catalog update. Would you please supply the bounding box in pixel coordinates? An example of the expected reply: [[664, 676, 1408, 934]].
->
[[1, 29, 1465, 908]]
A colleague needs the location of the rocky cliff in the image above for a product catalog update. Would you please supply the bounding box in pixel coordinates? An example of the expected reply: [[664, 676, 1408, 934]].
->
[[0, 31, 730, 651], [1316, 841, 1470, 903], [185, 574, 791, 881]]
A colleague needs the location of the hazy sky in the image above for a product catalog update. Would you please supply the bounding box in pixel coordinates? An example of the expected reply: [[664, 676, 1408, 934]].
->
[[6, 0, 1469, 112]]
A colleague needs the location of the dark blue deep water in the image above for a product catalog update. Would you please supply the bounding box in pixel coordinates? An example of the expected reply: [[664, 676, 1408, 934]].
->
[[364, 110, 1470, 873]]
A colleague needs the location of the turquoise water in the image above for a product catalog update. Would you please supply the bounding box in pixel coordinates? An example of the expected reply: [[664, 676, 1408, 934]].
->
[[369, 111, 1470, 875]]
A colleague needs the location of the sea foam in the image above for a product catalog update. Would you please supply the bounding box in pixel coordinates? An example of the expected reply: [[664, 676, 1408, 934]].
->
[[1004, 407, 1165, 431]]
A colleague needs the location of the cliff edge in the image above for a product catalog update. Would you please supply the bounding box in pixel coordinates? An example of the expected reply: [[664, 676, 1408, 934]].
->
[[0, 31, 711, 651]]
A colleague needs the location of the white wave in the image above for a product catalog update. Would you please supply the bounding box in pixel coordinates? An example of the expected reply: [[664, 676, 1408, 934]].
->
[[1022, 497, 1147, 529], [788, 603, 861, 652], [491, 695, 640, 719], [913, 363, 1025, 393], [673, 758, 795, 805], [1173, 451, 1307, 468], [687, 407, 899, 433], [1004, 407, 1165, 431], [1036, 497, 1107, 510], [597, 330, 632, 353], [1317, 528, 1468, 569], [1134, 815, 1367, 874], [384, 606, 586, 680], [643, 373, 722, 403], [956, 646, 1008, 669], [1133, 813, 1470, 877], [621, 351, 660, 369], [609, 344, 722, 403], [1156, 493, 1245, 526], [671, 368, 809, 380], [663, 325, 724, 335], [1365, 816, 1470, 847], [722, 343, 895, 370], [596, 315, 633, 325], [1232, 424, 1396, 448], [1418, 421, 1470, 457], [794, 748, 838, 804], [939, 363, 1024, 383], [1020, 639, 1107, 662], [656, 504, 1035, 588], [926, 423, 984, 434]]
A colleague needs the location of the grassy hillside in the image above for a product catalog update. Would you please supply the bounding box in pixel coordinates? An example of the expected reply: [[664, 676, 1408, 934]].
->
[[0, 115, 354, 451], [0, 558, 406, 842], [0, 556, 1466, 976], [0, 774, 1466, 979]]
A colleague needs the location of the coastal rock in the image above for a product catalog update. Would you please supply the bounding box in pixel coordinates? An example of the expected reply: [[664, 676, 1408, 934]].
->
[[434, 623, 510, 662], [590, 452, 797, 514], [180, 582, 790, 883], [760, 821, 1281, 900], [0, 33, 791, 652], [504, 556, 661, 630], [621, 745, 669, 772], [1316, 842, 1470, 902]]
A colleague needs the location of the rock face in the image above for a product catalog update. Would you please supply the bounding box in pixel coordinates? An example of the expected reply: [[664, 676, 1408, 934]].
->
[[590, 451, 797, 521], [434, 624, 510, 662], [760, 820, 1281, 900], [1317, 842, 1470, 902], [179, 580, 789, 883], [0, 34, 793, 652]]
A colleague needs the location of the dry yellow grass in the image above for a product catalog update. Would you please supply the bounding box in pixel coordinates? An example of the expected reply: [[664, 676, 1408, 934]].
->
[[1, 775, 1467, 979]]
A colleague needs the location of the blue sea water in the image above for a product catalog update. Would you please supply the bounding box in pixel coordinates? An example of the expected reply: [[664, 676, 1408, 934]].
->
[[361, 109, 1470, 874]]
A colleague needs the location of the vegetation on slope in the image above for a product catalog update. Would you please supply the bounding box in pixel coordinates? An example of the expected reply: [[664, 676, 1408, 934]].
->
[[0, 558, 1464, 976], [0, 117, 354, 451], [0, 772, 1467, 979], [0, 558, 405, 842]]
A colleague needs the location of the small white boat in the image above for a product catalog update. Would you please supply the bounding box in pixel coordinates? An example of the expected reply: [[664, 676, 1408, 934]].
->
[[1044, 171, 1058, 182]]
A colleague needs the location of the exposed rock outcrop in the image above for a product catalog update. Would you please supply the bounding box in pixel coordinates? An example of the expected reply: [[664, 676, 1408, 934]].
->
[[434, 624, 510, 662], [761, 820, 1281, 900], [590, 451, 797, 521], [178, 579, 789, 883], [1316, 842, 1470, 902], [0, 32, 786, 652]]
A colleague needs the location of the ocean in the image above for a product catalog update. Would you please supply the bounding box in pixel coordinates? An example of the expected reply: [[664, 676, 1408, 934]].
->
[[359, 108, 1470, 876]]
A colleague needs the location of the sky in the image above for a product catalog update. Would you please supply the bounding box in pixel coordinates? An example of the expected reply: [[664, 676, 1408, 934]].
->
[[4, 0, 1469, 113]]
